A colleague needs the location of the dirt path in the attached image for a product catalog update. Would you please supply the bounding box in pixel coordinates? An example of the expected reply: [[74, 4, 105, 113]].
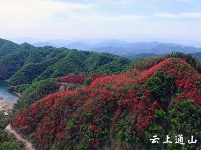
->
[[5, 124, 35, 150]]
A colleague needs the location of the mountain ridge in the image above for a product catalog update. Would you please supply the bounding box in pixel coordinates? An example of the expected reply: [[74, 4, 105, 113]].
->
[[32, 40, 201, 56], [11, 57, 201, 149], [1, 38, 201, 60]]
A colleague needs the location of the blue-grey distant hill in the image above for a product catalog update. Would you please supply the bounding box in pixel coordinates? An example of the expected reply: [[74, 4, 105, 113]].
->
[[89, 42, 200, 55], [123, 53, 159, 59], [192, 52, 201, 61], [33, 42, 57, 47], [33, 40, 201, 56]]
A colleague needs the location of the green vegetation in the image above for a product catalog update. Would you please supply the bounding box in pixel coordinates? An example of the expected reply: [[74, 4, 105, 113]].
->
[[0, 40, 132, 85], [0, 39, 133, 111], [84, 78, 93, 87], [97, 57, 130, 75], [11, 57, 201, 149], [1, 39, 201, 149], [14, 78, 60, 110], [0, 39, 20, 56], [146, 71, 176, 98], [0, 112, 25, 149], [134, 52, 201, 73]]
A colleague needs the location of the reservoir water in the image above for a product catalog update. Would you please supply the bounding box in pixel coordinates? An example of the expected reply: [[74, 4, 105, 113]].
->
[[0, 81, 18, 102]]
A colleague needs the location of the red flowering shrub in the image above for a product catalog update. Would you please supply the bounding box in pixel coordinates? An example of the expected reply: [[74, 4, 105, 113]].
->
[[57, 73, 100, 85], [11, 58, 201, 149]]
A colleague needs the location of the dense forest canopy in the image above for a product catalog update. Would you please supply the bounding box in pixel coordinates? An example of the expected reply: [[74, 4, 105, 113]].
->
[[0, 38, 201, 149], [11, 57, 201, 150]]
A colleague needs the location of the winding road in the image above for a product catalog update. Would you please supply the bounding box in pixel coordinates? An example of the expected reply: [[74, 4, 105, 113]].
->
[[5, 124, 35, 150]]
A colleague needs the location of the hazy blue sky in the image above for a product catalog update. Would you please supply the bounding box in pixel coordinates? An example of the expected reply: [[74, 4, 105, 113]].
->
[[1, 0, 201, 44]]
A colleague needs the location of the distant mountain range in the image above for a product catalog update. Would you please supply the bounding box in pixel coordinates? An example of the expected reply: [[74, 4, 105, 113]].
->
[[1, 38, 201, 60], [32, 40, 201, 56]]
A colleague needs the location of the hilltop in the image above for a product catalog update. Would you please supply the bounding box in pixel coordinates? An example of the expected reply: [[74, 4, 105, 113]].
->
[[0, 38, 132, 81], [11, 57, 201, 150], [0, 38, 132, 110]]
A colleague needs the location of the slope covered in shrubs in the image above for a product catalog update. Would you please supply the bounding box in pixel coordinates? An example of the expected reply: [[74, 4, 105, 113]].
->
[[0, 39, 131, 86], [11, 57, 201, 150], [57, 73, 100, 85], [7, 50, 131, 86], [13, 79, 60, 110]]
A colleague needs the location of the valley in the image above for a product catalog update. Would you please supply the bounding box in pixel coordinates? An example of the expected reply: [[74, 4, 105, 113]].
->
[[0, 39, 200, 149]]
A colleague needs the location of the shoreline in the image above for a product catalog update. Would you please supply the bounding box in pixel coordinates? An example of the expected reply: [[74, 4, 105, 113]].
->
[[11, 91, 22, 97], [0, 80, 21, 114], [0, 96, 19, 115], [0, 98, 14, 115], [0, 79, 22, 97]]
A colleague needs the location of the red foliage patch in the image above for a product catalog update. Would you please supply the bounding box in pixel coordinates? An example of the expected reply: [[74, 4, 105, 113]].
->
[[11, 58, 201, 149], [57, 73, 100, 84]]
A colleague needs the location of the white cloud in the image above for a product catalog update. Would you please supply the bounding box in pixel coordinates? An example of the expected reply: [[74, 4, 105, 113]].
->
[[156, 12, 201, 18], [0, 0, 93, 27], [155, 13, 179, 18], [93, 0, 133, 5], [70, 14, 144, 22], [181, 13, 201, 18]]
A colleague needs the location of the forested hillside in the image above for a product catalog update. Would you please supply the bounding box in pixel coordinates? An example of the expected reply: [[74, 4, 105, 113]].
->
[[0, 38, 133, 111], [0, 38, 134, 149], [192, 52, 201, 61], [0, 39, 134, 84], [0, 112, 25, 149], [11, 55, 201, 150], [0, 39, 132, 81], [1, 38, 201, 149]]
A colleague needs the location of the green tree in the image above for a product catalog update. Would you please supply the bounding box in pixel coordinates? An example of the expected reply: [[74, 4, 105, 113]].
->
[[84, 78, 93, 87]]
